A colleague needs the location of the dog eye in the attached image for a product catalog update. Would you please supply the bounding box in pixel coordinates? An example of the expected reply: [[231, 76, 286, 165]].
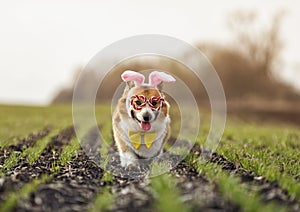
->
[[151, 101, 157, 106], [135, 100, 142, 106]]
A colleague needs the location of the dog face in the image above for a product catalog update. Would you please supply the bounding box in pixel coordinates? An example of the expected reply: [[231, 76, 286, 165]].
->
[[126, 86, 167, 131], [119, 70, 175, 134]]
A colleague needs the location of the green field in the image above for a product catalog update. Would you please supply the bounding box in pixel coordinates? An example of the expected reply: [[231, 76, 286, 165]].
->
[[0, 104, 299, 211]]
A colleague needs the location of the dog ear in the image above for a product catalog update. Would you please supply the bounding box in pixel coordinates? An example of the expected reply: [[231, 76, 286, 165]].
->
[[126, 81, 135, 89], [121, 70, 145, 86], [149, 71, 176, 87], [121, 81, 134, 96], [156, 82, 163, 92]]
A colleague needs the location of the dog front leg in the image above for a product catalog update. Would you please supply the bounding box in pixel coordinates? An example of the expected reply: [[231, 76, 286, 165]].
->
[[114, 132, 138, 167], [120, 151, 138, 167]]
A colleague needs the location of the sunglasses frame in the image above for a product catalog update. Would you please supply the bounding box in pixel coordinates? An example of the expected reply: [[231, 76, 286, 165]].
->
[[130, 95, 165, 111]]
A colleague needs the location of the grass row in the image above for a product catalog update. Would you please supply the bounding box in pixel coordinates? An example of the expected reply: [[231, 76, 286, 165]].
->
[[0, 130, 57, 176], [0, 175, 51, 212], [21, 129, 59, 164], [217, 122, 300, 201], [50, 136, 81, 173], [0, 127, 67, 176], [196, 160, 286, 212], [150, 172, 190, 212], [0, 127, 80, 210], [0, 152, 19, 176], [89, 186, 115, 212], [89, 161, 190, 212]]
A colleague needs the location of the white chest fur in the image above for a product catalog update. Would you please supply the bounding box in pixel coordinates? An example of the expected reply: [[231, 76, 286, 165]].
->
[[117, 116, 170, 158]]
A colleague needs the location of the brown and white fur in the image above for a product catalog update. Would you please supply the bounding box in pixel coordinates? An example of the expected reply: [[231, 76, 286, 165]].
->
[[112, 70, 175, 167]]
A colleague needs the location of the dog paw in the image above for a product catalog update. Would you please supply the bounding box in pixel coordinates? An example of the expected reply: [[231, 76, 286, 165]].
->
[[120, 152, 138, 167]]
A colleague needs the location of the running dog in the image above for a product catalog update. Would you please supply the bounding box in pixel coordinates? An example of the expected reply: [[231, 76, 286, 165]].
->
[[112, 70, 175, 166]]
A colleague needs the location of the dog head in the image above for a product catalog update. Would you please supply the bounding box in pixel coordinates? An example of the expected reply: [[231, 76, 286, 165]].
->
[[121, 70, 175, 131]]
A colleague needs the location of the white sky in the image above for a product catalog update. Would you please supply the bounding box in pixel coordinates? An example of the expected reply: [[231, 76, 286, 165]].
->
[[0, 0, 299, 105]]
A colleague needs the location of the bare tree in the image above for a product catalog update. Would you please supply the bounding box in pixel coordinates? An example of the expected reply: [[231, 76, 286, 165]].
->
[[227, 10, 285, 78]]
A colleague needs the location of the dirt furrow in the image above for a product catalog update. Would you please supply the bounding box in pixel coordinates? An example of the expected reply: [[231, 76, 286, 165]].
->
[[14, 148, 104, 212], [104, 153, 238, 211], [108, 178, 154, 212], [8, 126, 74, 179], [15, 148, 154, 212], [171, 162, 239, 211], [0, 127, 75, 198], [12, 126, 104, 211], [0, 127, 51, 165]]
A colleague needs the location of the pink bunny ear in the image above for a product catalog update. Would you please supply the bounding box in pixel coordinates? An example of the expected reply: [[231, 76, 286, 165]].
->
[[121, 70, 145, 86], [149, 71, 176, 86]]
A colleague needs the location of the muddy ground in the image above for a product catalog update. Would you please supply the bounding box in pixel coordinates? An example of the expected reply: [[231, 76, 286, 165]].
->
[[0, 127, 299, 212]]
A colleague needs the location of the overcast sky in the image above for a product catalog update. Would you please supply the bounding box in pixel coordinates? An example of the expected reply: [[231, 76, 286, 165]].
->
[[0, 0, 299, 105]]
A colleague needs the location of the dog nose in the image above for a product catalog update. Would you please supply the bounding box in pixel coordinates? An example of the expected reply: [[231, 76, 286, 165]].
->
[[143, 113, 152, 122]]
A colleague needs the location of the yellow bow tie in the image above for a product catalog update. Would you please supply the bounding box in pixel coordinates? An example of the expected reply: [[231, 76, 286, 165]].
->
[[128, 131, 157, 149]]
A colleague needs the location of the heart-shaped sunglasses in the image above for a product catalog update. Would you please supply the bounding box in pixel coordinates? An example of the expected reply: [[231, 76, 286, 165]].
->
[[130, 95, 165, 111]]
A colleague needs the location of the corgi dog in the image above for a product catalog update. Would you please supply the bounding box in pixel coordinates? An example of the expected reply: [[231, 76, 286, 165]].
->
[[112, 70, 176, 167]]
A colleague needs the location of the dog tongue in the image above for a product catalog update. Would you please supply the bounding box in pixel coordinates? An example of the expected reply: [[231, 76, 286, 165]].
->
[[141, 122, 151, 131]]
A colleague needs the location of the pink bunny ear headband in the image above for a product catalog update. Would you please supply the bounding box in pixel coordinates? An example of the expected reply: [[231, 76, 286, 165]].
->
[[121, 70, 176, 87]]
